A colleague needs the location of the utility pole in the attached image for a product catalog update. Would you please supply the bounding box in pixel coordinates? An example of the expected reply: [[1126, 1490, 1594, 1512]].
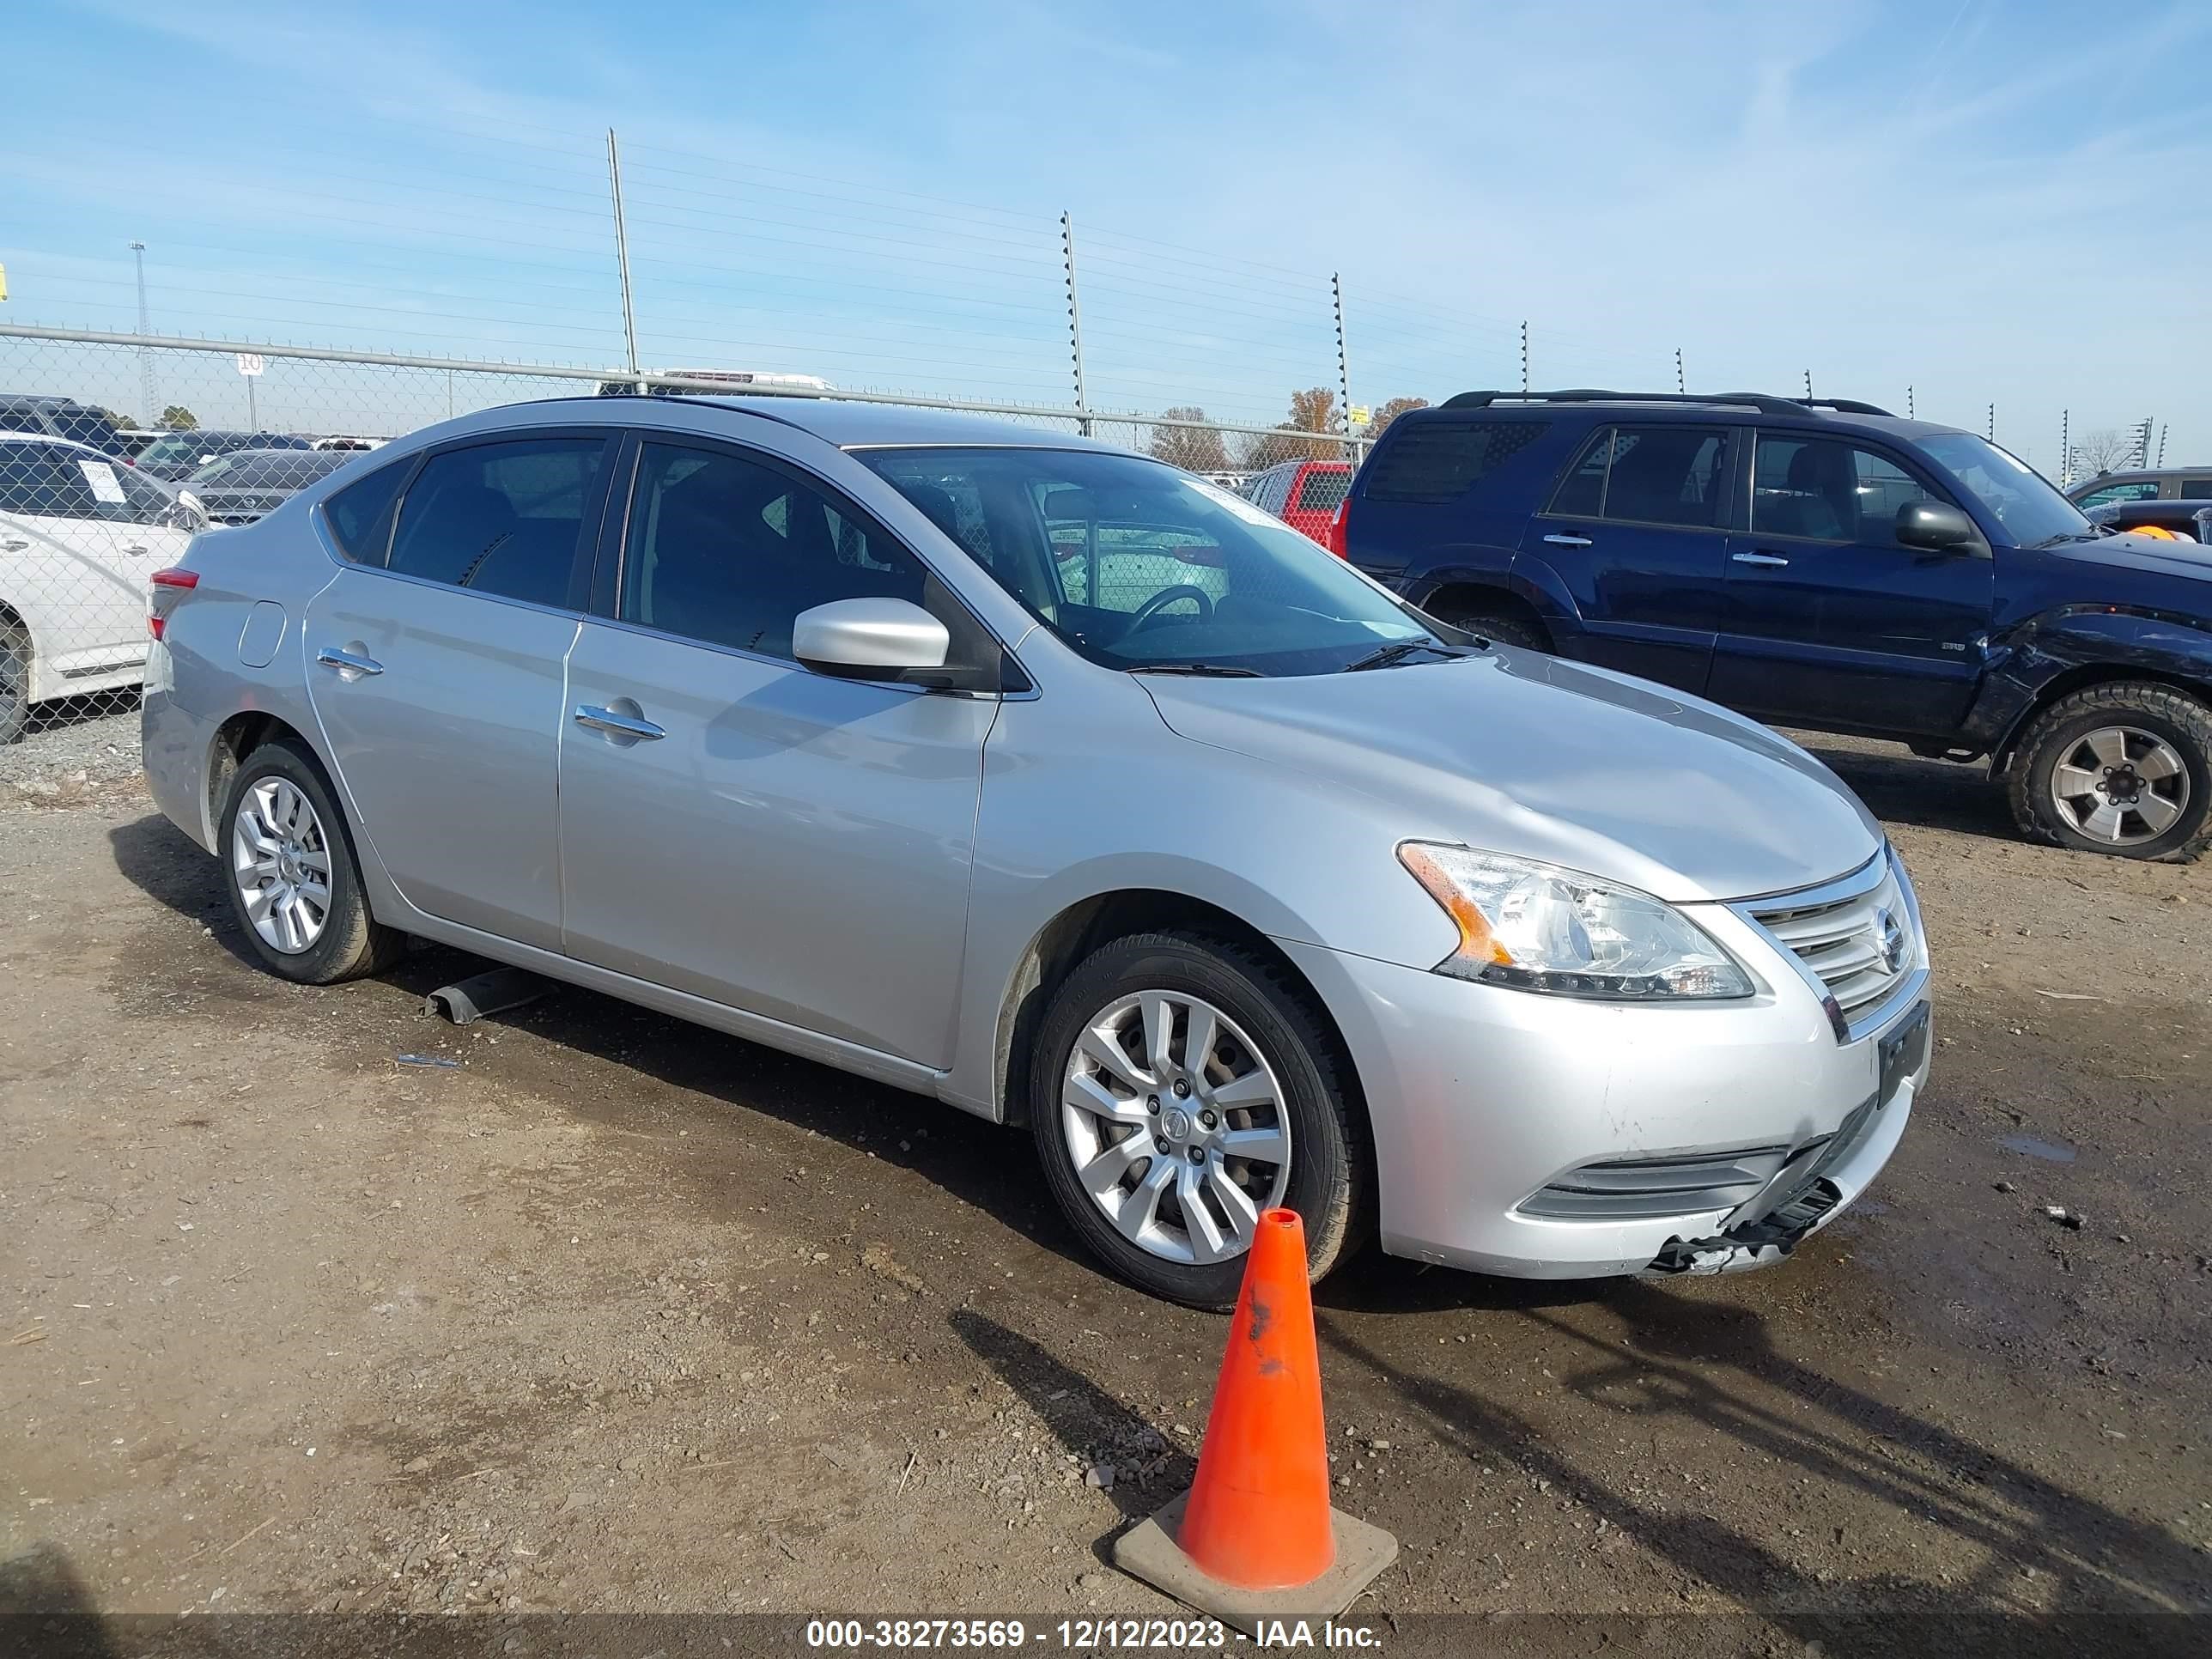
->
[[130, 241, 155, 424], [1061, 213, 1091, 437], [1519, 321, 1528, 392], [1674, 348, 1685, 395], [1331, 273, 1354, 460], [605, 129, 644, 393]]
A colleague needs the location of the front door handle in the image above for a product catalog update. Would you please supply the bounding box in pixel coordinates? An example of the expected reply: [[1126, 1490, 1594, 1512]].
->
[[1732, 551, 1791, 568], [124, 544, 149, 557], [1541, 533, 1594, 548], [574, 704, 665, 742], [1, 538, 28, 552], [315, 645, 384, 678]]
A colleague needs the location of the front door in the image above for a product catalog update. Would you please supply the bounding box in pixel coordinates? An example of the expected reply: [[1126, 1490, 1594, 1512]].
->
[[1516, 422, 1735, 693], [557, 435, 994, 1067], [304, 432, 614, 950], [1707, 431, 1995, 737]]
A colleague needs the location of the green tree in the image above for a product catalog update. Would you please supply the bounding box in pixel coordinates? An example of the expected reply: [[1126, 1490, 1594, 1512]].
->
[[1148, 407, 1230, 472], [160, 405, 199, 431], [1363, 395, 1429, 439]]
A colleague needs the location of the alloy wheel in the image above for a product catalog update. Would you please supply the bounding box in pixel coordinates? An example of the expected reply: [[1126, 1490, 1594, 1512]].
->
[[230, 776, 335, 953], [1059, 990, 1291, 1265], [2048, 725, 2191, 846]]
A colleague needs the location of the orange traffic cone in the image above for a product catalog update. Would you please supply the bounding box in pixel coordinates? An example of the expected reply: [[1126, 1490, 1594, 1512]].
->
[[1111, 1210, 1397, 1632]]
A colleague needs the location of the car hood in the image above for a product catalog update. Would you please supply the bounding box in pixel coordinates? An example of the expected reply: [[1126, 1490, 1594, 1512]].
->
[[1139, 648, 1884, 904], [2054, 530, 2212, 580]]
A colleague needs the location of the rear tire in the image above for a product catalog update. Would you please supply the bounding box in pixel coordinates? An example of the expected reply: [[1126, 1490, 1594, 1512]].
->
[[1431, 602, 1549, 653], [1030, 932, 1364, 1310], [0, 618, 30, 745], [217, 739, 406, 982], [2006, 682, 2212, 862]]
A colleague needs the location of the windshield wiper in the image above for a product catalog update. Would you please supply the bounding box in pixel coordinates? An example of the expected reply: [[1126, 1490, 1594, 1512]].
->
[[1342, 639, 1474, 672], [1127, 661, 1264, 678]]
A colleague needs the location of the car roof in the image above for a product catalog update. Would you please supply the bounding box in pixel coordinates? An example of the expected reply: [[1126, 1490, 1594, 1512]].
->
[[0, 430, 117, 456], [687, 395, 1115, 450], [1394, 392, 1968, 444]]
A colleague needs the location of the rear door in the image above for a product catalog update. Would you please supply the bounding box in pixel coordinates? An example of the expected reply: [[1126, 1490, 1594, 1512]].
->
[[1518, 422, 1735, 692], [1708, 430, 1994, 736], [304, 432, 614, 951]]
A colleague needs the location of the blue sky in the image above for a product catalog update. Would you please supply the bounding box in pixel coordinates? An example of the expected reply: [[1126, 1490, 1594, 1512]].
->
[[6, 0, 2207, 463]]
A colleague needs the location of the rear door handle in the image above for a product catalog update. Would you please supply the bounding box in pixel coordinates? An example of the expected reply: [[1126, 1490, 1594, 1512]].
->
[[1541, 533, 1594, 548], [315, 646, 384, 678], [574, 704, 665, 742], [1, 538, 27, 552], [1732, 551, 1791, 568]]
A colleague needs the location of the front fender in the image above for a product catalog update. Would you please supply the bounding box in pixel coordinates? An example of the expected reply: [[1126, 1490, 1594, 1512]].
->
[[1971, 605, 2212, 759]]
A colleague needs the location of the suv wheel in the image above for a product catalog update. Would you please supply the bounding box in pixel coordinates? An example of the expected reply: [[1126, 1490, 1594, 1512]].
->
[[218, 739, 407, 982], [1030, 933, 1364, 1309], [1432, 604, 1549, 653], [0, 618, 29, 745], [2007, 683, 2212, 862]]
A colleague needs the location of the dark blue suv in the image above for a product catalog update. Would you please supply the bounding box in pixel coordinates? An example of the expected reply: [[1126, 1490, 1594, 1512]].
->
[[1342, 390, 2212, 861]]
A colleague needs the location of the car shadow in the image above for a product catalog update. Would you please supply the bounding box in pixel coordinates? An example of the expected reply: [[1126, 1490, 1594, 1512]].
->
[[1319, 1282, 2206, 1650], [104, 809, 1099, 1282], [1790, 738, 2017, 842], [0, 1542, 123, 1656]]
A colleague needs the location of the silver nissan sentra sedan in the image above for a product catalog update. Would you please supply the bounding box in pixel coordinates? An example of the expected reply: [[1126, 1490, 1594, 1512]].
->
[[142, 395, 1930, 1307]]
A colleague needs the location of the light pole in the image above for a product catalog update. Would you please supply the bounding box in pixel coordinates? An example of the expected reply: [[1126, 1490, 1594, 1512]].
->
[[130, 241, 156, 425]]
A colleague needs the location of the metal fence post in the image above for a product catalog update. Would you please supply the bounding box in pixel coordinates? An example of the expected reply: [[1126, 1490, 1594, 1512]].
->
[[1986, 404, 1995, 441], [1332, 273, 1354, 461], [2157, 423, 2167, 467], [2060, 410, 2069, 485], [1519, 322, 1528, 392], [606, 129, 645, 393], [130, 241, 156, 425], [1674, 348, 1685, 395], [1907, 386, 1915, 419], [1060, 213, 1091, 438]]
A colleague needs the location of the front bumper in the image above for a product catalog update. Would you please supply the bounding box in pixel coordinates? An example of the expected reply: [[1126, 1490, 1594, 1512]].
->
[[1279, 919, 1928, 1279]]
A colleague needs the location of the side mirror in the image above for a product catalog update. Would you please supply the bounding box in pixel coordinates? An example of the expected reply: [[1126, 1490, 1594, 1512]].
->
[[1895, 500, 1984, 555], [792, 598, 950, 676]]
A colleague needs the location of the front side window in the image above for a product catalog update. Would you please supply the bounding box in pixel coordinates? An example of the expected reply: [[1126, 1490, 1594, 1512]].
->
[[1548, 425, 1728, 527], [385, 437, 606, 606], [620, 441, 931, 662], [0, 445, 173, 525], [1917, 432, 2092, 548], [1750, 436, 1943, 545], [862, 447, 1437, 678], [2074, 480, 2159, 508]]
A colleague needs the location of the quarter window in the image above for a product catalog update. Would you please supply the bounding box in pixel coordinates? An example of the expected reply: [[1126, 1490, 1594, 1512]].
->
[[324, 457, 412, 563], [1291, 468, 1352, 514], [1549, 426, 1728, 527], [620, 441, 928, 662], [1751, 436, 1942, 545], [386, 438, 607, 607], [1363, 420, 1548, 503]]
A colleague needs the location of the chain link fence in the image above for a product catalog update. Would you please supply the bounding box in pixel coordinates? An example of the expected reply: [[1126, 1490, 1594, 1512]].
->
[[0, 326, 1368, 746]]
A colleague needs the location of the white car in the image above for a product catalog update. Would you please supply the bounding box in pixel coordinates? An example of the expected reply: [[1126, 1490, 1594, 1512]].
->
[[0, 432, 205, 742]]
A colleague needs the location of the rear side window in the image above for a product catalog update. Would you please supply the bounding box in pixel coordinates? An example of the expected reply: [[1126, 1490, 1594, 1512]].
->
[[1291, 468, 1351, 514], [385, 438, 607, 607], [1549, 425, 1729, 528], [2181, 477, 2212, 497], [323, 458, 411, 563], [1363, 420, 1548, 503]]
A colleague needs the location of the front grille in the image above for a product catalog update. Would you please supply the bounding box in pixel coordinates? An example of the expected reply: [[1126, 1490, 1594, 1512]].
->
[[1747, 855, 1917, 1031]]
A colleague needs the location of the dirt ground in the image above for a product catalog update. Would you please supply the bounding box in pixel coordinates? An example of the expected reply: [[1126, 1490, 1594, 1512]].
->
[[3, 720, 2208, 1655]]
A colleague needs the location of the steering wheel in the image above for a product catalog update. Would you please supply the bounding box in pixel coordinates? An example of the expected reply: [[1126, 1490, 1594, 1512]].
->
[[1128, 585, 1216, 631]]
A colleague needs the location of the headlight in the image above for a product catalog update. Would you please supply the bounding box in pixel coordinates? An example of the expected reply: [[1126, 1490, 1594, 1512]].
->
[[1397, 842, 1753, 1000]]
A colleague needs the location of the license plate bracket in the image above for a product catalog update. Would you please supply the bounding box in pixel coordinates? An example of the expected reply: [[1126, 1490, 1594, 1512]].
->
[[1878, 1001, 1930, 1104]]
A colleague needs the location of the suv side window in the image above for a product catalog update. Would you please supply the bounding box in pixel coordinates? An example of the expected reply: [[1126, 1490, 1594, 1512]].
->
[[620, 440, 934, 664], [2074, 480, 2158, 509], [1549, 425, 1729, 527], [386, 437, 608, 608], [1751, 434, 1943, 545]]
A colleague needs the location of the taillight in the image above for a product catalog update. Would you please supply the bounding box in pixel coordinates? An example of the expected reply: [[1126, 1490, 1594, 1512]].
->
[[149, 567, 198, 640], [1324, 499, 1350, 559]]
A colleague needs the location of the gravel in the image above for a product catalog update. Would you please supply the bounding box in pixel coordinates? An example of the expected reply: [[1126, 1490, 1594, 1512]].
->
[[0, 702, 143, 797]]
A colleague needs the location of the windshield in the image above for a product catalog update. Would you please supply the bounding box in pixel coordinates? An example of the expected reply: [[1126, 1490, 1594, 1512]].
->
[[1918, 434, 2093, 547], [859, 447, 1440, 677], [191, 451, 345, 489], [139, 433, 228, 469]]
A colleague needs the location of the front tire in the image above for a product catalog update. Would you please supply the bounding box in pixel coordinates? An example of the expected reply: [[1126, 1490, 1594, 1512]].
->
[[2006, 683, 2212, 861], [1431, 603, 1549, 653], [1030, 932, 1364, 1309], [218, 740, 405, 982]]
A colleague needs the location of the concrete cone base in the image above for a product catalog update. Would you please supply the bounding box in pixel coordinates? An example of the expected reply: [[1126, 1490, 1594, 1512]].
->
[[1111, 1491, 1399, 1636]]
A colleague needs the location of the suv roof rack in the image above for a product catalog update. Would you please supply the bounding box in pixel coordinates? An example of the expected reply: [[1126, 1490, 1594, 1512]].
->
[[1439, 388, 1894, 419]]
